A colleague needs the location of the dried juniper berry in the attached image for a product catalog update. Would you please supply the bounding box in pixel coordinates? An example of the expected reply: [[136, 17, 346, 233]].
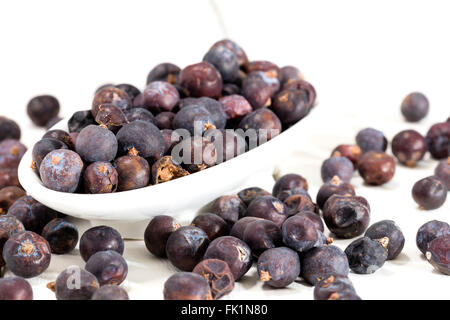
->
[[296, 211, 324, 233], [85, 250, 128, 286], [0, 116, 21, 142], [146, 63, 180, 85], [0, 215, 25, 236], [0, 139, 27, 170], [116, 120, 165, 162], [401, 92, 429, 122], [313, 275, 358, 300], [238, 108, 282, 143], [143, 81, 180, 114], [426, 122, 450, 159], [323, 195, 370, 239], [166, 226, 210, 271], [75, 125, 117, 162], [246, 60, 281, 81], [83, 161, 118, 194], [246, 195, 287, 228], [79, 226, 124, 262], [114, 155, 150, 191], [92, 86, 132, 117], [42, 129, 74, 150], [321, 156, 354, 183], [283, 194, 318, 216], [257, 247, 300, 288], [204, 129, 247, 163], [365, 220, 405, 260], [3, 231, 51, 278], [151, 156, 189, 184], [0, 186, 25, 215], [435, 158, 450, 190], [172, 105, 216, 136], [155, 111, 175, 129], [275, 188, 312, 204], [163, 272, 211, 300], [219, 94, 253, 120], [416, 220, 450, 255], [0, 168, 20, 189], [345, 236, 388, 274], [242, 71, 279, 109], [426, 235, 450, 275], [31, 138, 68, 171], [391, 130, 427, 167], [94, 104, 128, 132], [280, 66, 304, 86], [282, 214, 324, 253], [196, 97, 227, 129], [412, 176, 447, 210], [55, 266, 99, 300], [191, 213, 229, 241], [0, 277, 33, 300], [316, 176, 355, 210], [39, 149, 83, 193], [211, 39, 249, 68], [203, 236, 252, 281], [237, 187, 271, 206], [27, 95, 60, 127], [144, 215, 180, 258], [124, 108, 156, 125], [161, 129, 181, 154], [91, 285, 129, 300], [243, 219, 282, 258], [273, 173, 309, 199], [203, 44, 239, 82], [115, 83, 141, 101], [68, 110, 96, 133], [7, 195, 58, 234], [356, 128, 388, 153], [358, 151, 396, 185], [272, 89, 310, 125], [180, 62, 223, 98], [173, 136, 217, 173], [229, 217, 263, 240], [331, 144, 361, 169], [193, 258, 234, 299], [281, 79, 317, 110], [41, 218, 78, 254]]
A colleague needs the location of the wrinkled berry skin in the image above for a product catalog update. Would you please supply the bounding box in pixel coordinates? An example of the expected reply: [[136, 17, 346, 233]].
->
[[316, 176, 355, 209], [55, 266, 99, 300], [27, 95, 60, 127], [180, 62, 223, 98], [257, 247, 300, 288], [356, 128, 388, 153], [0, 116, 21, 142], [0, 186, 25, 215], [94, 104, 128, 132], [345, 237, 388, 274], [273, 173, 309, 199], [79, 226, 124, 262], [0, 277, 33, 300], [435, 158, 450, 190], [146, 63, 180, 85], [237, 187, 271, 206], [7, 195, 58, 234], [41, 218, 78, 254], [282, 79, 316, 109], [246, 195, 287, 228], [84, 161, 118, 194], [39, 149, 83, 193], [321, 156, 354, 183], [173, 105, 216, 136], [365, 220, 405, 260], [164, 272, 212, 300], [272, 89, 310, 125], [116, 120, 165, 162], [85, 250, 128, 286], [282, 215, 324, 253], [166, 226, 210, 271], [68, 110, 96, 133], [204, 236, 252, 281], [115, 83, 141, 101], [426, 235, 450, 275], [203, 45, 239, 82], [151, 156, 189, 184], [3, 231, 51, 278], [155, 111, 175, 130], [331, 145, 361, 169], [174, 136, 217, 173], [144, 215, 180, 258], [211, 39, 249, 68], [323, 195, 370, 239], [193, 258, 235, 300], [401, 92, 429, 122], [426, 122, 450, 159], [229, 217, 263, 240], [124, 108, 156, 125], [358, 151, 396, 185], [92, 87, 132, 117], [242, 71, 279, 109], [243, 219, 282, 258], [219, 94, 253, 120], [391, 130, 427, 167], [412, 176, 447, 210], [416, 220, 450, 255], [192, 213, 229, 241], [301, 245, 349, 285], [0, 215, 25, 236], [0, 139, 27, 170], [143, 81, 180, 114], [246, 60, 281, 80], [32, 138, 68, 171], [75, 125, 117, 162], [313, 275, 358, 300], [91, 285, 129, 300], [283, 194, 318, 216], [238, 108, 282, 143], [280, 65, 304, 86], [114, 155, 150, 191], [277, 188, 312, 204]]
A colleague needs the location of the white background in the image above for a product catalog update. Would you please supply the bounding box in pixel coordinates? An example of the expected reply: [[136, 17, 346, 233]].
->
[[1, 0, 449, 300]]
